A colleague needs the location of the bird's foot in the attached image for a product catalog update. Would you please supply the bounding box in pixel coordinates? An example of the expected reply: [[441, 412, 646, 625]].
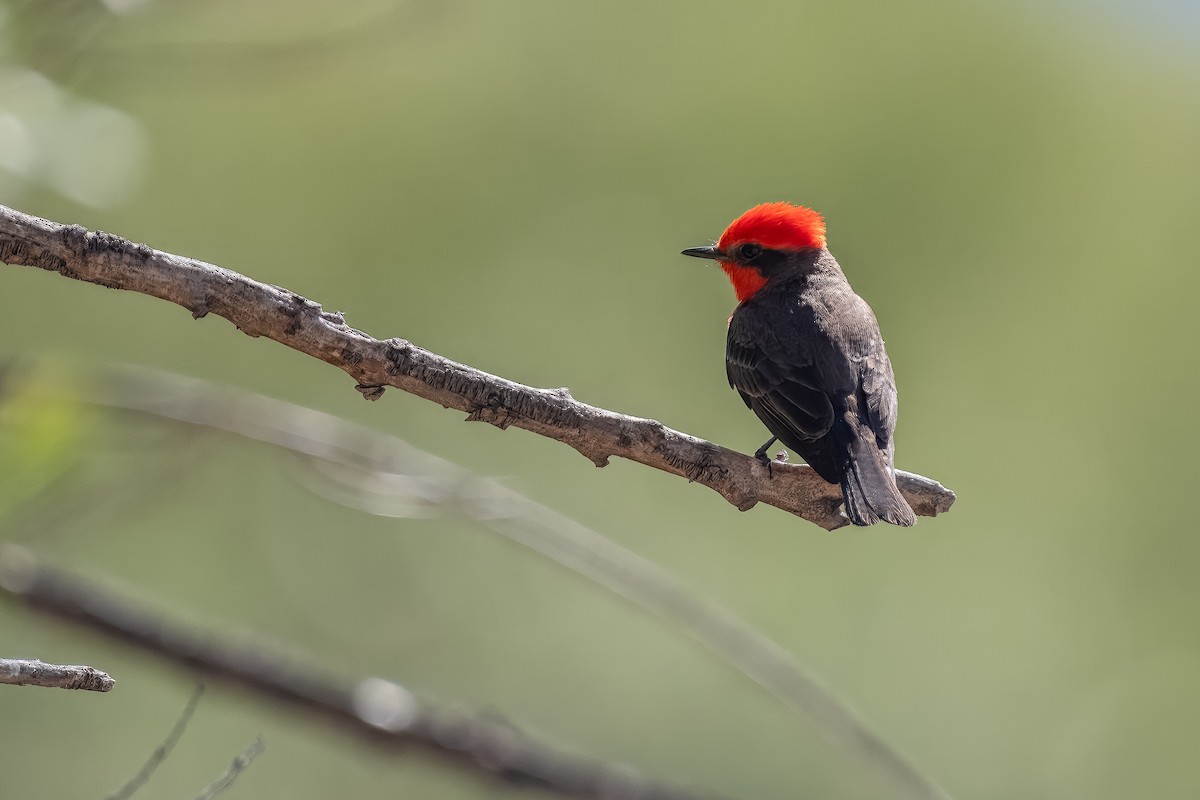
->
[[753, 437, 779, 477]]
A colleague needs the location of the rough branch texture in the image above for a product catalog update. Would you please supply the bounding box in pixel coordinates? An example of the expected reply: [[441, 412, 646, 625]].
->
[[0, 656, 114, 691], [0, 204, 954, 530]]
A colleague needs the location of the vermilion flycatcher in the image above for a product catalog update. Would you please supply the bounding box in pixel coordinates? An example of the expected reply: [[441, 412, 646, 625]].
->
[[683, 202, 915, 526]]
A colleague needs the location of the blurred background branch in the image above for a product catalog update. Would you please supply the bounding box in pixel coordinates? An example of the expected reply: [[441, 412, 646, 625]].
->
[[107, 685, 206, 800], [0, 544, 719, 800], [190, 737, 264, 800], [102, 680, 261, 800], [84, 363, 950, 800]]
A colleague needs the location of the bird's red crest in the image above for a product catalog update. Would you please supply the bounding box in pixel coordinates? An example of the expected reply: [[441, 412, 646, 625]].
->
[[717, 202, 827, 253]]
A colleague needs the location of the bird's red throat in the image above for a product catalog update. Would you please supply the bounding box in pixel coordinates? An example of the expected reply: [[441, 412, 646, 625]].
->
[[722, 263, 768, 303]]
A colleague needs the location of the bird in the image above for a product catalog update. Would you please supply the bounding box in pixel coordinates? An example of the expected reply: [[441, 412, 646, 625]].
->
[[682, 202, 916, 526]]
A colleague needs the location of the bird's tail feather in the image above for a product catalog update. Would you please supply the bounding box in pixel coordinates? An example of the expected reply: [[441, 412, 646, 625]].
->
[[840, 428, 916, 527]]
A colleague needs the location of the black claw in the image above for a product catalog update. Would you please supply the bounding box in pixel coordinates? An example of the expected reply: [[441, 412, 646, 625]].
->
[[753, 436, 778, 477], [753, 436, 778, 462]]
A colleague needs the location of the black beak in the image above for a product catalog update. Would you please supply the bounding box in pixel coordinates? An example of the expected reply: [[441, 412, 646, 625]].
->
[[681, 245, 724, 260]]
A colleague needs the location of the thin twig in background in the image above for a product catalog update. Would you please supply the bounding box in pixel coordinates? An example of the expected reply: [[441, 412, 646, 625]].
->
[[84, 364, 951, 800], [192, 737, 265, 800], [0, 545, 721, 800], [107, 684, 206, 800], [0, 656, 114, 691], [0, 203, 954, 530]]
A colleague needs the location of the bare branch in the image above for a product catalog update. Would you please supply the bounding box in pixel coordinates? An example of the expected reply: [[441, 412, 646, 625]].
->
[[0, 204, 954, 530], [105, 682, 262, 800], [86, 364, 951, 800], [107, 684, 205, 800], [0, 656, 114, 691], [191, 737, 265, 800], [0, 546, 720, 800]]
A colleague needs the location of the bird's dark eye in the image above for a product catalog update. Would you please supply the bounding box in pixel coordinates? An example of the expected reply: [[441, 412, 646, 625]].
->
[[737, 243, 763, 262]]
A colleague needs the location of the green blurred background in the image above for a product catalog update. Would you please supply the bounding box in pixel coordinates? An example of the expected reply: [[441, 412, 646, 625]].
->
[[2, 0, 1199, 798]]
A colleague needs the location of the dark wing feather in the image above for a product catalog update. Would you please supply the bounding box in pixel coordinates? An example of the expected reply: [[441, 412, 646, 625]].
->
[[725, 333, 837, 482]]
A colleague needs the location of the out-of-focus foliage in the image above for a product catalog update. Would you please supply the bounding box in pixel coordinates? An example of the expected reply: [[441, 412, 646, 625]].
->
[[1, 1, 1199, 799], [0, 369, 86, 516]]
